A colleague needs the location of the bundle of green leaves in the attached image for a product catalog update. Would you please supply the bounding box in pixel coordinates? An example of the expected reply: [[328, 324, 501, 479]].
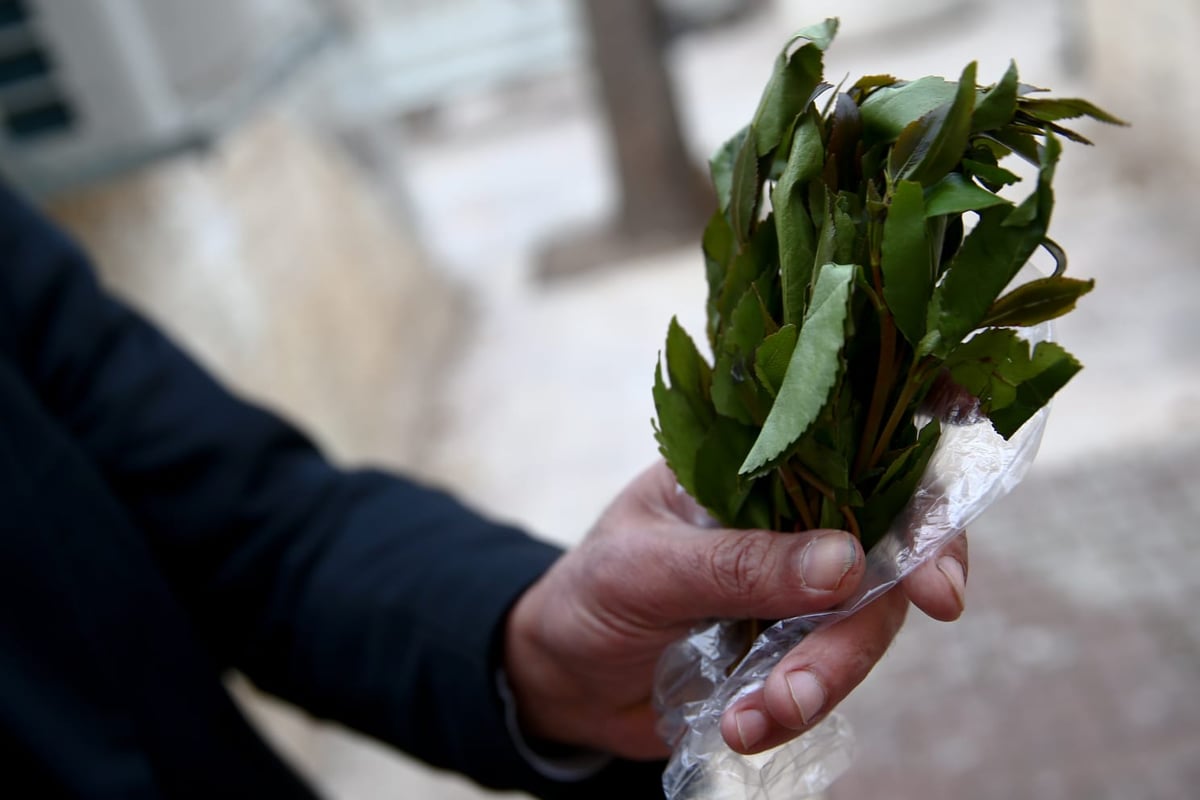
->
[[653, 19, 1124, 551]]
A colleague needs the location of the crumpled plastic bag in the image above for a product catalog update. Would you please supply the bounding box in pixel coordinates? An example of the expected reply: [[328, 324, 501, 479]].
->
[[653, 325, 1052, 800]]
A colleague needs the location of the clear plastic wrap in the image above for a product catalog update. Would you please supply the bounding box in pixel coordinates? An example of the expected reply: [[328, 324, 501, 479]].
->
[[653, 322, 1053, 799]]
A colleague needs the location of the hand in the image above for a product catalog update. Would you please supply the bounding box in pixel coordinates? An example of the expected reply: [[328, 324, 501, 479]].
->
[[503, 461, 968, 760]]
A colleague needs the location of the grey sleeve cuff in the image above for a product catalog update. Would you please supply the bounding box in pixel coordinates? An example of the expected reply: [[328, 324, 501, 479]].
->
[[495, 669, 612, 783]]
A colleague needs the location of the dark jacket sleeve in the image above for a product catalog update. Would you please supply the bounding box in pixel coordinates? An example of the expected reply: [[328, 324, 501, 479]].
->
[[0, 184, 665, 798]]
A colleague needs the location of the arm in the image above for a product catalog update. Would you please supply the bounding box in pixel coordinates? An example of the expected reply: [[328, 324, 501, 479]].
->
[[0, 184, 646, 795]]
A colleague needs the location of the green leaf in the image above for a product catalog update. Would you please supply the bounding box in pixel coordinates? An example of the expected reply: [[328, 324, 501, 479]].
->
[[980, 276, 1095, 328], [834, 193, 860, 263], [768, 112, 801, 182], [791, 16, 839, 51], [921, 206, 1043, 356], [988, 342, 1082, 437], [773, 110, 824, 326], [944, 331, 1082, 438], [734, 488, 774, 531], [1006, 132, 1061, 227], [812, 188, 837, 270], [693, 417, 762, 524], [718, 218, 778, 324], [972, 61, 1019, 132], [751, 21, 835, 156], [792, 418, 856, 497], [666, 317, 713, 421], [702, 211, 736, 280], [824, 93, 864, 190], [1018, 97, 1128, 126], [850, 73, 899, 100], [888, 62, 978, 186], [724, 288, 771, 358], [730, 126, 762, 244], [711, 352, 757, 425], [709, 126, 749, 213], [924, 172, 1012, 217], [702, 211, 736, 344], [858, 419, 941, 548], [943, 328, 1024, 409], [814, 191, 858, 272], [921, 133, 1060, 357], [711, 290, 771, 424], [818, 498, 845, 530], [881, 180, 932, 345], [985, 128, 1041, 166], [754, 324, 799, 397], [653, 361, 708, 496], [1026, 117, 1094, 145], [740, 263, 855, 475], [962, 158, 1022, 189], [860, 76, 958, 145]]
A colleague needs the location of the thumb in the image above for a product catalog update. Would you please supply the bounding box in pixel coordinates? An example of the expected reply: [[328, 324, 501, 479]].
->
[[639, 526, 864, 623]]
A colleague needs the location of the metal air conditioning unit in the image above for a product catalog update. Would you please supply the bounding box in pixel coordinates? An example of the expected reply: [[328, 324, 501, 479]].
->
[[0, 0, 327, 195]]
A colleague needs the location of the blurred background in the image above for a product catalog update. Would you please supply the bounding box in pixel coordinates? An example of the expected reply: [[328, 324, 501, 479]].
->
[[2, 0, 1197, 797]]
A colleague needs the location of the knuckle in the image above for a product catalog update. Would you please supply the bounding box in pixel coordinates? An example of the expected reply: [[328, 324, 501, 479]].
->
[[706, 533, 774, 602]]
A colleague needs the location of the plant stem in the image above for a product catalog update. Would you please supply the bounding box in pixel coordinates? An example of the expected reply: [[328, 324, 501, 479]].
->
[[867, 361, 930, 471], [778, 466, 817, 531], [793, 463, 836, 501], [839, 505, 862, 539], [855, 304, 898, 478]]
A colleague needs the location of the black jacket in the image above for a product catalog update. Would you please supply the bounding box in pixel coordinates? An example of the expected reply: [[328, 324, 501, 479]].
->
[[0, 184, 664, 798]]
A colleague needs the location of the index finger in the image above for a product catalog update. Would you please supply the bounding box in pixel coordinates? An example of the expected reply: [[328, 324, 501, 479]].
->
[[903, 531, 968, 621], [718, 585, 908, 754]]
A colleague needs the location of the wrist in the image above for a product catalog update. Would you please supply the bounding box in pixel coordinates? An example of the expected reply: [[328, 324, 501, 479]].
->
[[501, 544, 675, 762], [495, 666, 611, 781], [503, 576, 571, 744]]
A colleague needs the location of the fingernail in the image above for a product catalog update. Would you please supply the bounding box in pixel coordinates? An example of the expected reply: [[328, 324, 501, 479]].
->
[[786, 670, 826, 726], [938, 556, 966, 610], [734, 708, 769, 751], [798, 533, 857, 591]]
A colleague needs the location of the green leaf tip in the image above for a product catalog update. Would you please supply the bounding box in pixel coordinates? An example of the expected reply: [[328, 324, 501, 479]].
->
[[972, 60, 1019, 132], [750, 19, 839, 158], [783, 18, 840, 52], [888, 61, 978, 186], [981, 276, 1095, 328]]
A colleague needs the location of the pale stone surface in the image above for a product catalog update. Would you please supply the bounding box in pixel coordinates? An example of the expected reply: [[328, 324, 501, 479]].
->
[[47, 113, 460, 477]]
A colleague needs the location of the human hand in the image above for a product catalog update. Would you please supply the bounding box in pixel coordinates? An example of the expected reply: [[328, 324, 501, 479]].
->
[[503, 461, 967, 760]]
